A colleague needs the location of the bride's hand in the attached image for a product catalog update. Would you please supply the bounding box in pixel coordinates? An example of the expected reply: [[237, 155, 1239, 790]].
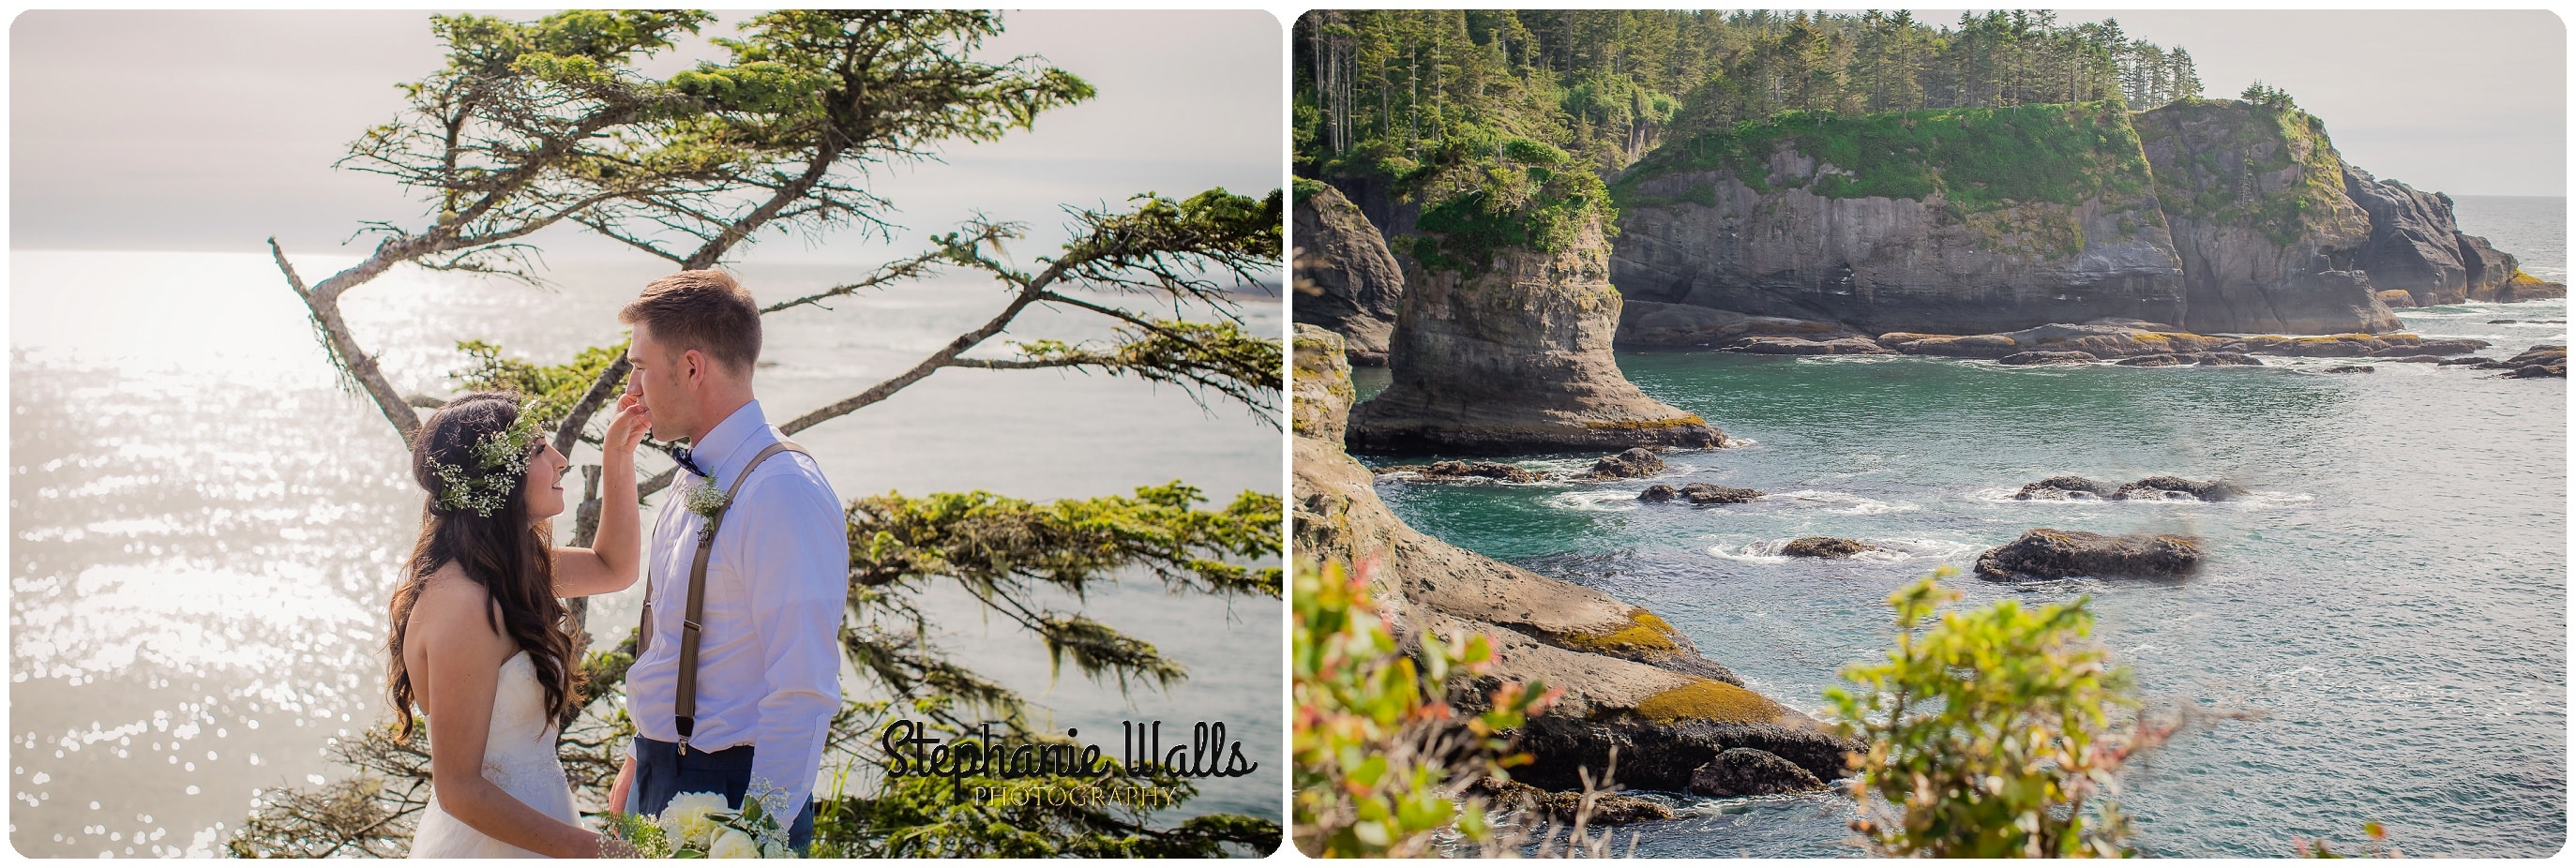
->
[[603, 393, 650, 460]]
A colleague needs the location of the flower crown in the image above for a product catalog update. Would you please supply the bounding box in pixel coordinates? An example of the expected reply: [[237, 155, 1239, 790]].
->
[[429, 411, 550, 518]]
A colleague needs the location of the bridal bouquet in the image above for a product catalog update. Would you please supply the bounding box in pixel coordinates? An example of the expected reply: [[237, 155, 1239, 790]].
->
[[602, 783, 800, 859]]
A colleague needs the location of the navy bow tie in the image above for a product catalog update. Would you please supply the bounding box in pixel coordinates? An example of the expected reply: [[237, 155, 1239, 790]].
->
[[667, 443, 707, 477]]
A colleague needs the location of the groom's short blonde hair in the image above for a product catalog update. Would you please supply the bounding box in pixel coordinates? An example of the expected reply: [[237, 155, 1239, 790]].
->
[[621, 270, 761, 375]]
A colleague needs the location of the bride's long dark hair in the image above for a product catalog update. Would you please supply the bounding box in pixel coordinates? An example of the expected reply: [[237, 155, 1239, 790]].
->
[[385, 392, 577, 740]]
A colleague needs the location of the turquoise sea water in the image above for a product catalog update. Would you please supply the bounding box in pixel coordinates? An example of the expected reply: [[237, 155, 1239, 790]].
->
[[1357, 196, 2567, 857]]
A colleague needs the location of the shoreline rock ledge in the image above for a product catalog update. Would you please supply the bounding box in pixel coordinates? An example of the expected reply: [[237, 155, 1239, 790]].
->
[[1346, 212, 1726, 456], [1295, 324, 1854, 796]]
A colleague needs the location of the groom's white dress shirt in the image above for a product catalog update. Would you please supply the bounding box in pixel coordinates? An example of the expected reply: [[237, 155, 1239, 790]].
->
[[627, 400, 846, 813]]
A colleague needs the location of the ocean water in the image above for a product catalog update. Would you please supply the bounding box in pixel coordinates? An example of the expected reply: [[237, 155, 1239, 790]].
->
[[1353, 196, 2566, 857], [9, 251, 1284, 857]]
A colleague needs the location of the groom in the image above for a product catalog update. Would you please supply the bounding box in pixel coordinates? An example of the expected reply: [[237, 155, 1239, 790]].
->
[[606, 271, 847, 851]]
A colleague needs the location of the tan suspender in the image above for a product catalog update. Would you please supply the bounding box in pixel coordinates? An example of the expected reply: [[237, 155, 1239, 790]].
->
[[633, 440, 808, 755]]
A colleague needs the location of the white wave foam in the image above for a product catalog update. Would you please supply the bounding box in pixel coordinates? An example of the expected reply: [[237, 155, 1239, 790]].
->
[[1708, 541, 1792, 564], [1546, 489, 1646, 512], [1769, 488, 1918, 516], [1969, 486, 2312, 510], [1709, 536, 1978, 565]]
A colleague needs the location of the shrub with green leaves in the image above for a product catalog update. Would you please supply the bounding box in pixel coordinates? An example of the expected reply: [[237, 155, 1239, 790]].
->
[[1828, 568, 2154, 858], [1291, 560, 1557, 858]]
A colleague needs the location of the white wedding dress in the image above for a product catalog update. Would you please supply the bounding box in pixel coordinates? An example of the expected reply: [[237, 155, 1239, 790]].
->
[[409, 651, 581, 858]]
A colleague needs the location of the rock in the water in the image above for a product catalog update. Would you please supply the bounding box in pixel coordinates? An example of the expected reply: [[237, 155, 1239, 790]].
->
[[2014, 476, 2112, 500], [2487, 270, 2569, 303], [2197, 352, 2264, 366], [2113, 476, 2249, 501], [1998, 350, 2101, 366], [2483, 345, 2568, 379], [2345, 166, 2488, 306], [1585, 447, 1667, 480], [1733, 336, 1894, 355], [1975, 528, 2204, 581], [2389, 354, 2448, 364], [1616, 300, 1860, 350], [1780, 537, 1873, 559], [1291, 184, 1405, 365], [1638, 485, 1679, 502], [1680, 483, 1764, 505], [1378, 460, 1550, 483], [1687, 748, 1827, 798], [2116, 353, 2186, 367], [1348, 213, 1727, 455], [2321, 365, 2375, 374], [1474, 778, 1674, 826]]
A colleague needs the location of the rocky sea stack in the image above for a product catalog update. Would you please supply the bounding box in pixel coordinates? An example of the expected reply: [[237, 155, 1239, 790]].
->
[[1347, 211, 1727, 456], [1294, 325, 1856, 794]]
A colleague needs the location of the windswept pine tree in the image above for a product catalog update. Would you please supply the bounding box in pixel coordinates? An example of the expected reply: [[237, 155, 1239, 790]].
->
[[234, 9, 1282, 858]]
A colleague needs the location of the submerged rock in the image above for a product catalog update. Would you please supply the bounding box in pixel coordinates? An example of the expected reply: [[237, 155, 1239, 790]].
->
[[2321, 365, 2375, 374], [1975, 528, 2204, 581], [2114, 476, 2249, 501], [1733, 336, 1894, 355], [1780, 537, 1873, 559], [1687, 748, 1827, 798], [1378, 460, 1550, 483], [1584, 448, 1667, 480], [1474, 778, 1674, 826], [2483, 345, 2568, 379], [1680, 483, 1764, 505], [2017, 475, 2243, 501], [2014, 476, 2113, 500], [1998, 350, 2101, 366]]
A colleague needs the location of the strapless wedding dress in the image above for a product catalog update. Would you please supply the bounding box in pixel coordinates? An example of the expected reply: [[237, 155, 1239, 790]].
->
[[409, 651, 580, 858]]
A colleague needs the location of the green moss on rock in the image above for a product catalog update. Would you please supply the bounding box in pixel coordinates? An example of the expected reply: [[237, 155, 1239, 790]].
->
[[1614, 101, 2152, 218], [1629, 678, 1785, 724]]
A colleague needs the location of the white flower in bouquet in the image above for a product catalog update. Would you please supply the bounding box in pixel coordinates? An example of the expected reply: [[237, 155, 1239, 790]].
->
[[759, 840, 796, 859], [659, 791, 730, 848], [707, 827, 761, 859]]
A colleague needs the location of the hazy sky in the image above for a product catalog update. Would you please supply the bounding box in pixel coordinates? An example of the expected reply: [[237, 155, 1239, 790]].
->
[[9, 10, 1284, 259]]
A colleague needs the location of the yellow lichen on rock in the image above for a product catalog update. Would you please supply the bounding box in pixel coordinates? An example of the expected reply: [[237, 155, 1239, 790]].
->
[[1557, 609, 1684, 655], [1630, 678, 1786, 724]]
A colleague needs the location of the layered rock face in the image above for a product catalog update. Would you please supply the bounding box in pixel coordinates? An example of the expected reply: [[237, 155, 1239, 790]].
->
[[2132, 100, 2399, 334], [1294, 325, 1852, 791], [2343, 166, 2523, 306], [1609, 99, 2539, 340], [1291, 184, 1406, 365], [1348, 215, 1725, 455], [1611, 106, 2189, 335]]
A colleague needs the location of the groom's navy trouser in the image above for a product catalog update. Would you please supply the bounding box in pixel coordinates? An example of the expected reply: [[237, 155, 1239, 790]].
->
[[629, 736, 817, 851]]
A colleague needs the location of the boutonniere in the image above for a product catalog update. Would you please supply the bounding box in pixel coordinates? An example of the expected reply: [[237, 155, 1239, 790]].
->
[[683, 472, 730, 542]]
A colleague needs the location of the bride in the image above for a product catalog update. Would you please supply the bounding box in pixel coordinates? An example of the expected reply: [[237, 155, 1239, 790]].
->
[[385, 391, 649, 858]]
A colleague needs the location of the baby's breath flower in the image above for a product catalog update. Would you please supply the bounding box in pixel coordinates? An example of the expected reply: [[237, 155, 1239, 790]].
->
[[429, 412, 548, 517]]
